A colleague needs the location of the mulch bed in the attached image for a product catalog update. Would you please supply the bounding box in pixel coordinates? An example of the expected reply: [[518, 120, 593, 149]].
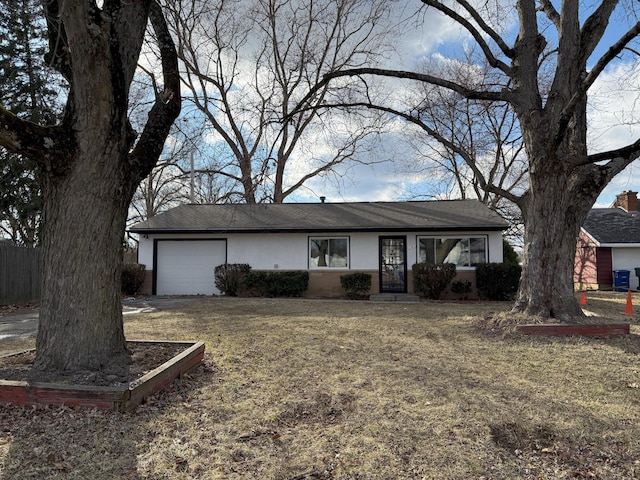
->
[[0, 342, 184, 387], [476, 312, 632, 338]]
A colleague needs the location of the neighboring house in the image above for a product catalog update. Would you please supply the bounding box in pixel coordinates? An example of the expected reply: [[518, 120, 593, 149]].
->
[[575, 190, 640, 291], [129, 200, 507, 298]]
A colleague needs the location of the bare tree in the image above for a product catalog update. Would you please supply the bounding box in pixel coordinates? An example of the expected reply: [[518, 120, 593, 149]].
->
[[399, 56, 528, 245], [130, 161, 187, 221], [0, 0, 180, 380], [299, 0, 640, 320], [161, 0, 394, 203]]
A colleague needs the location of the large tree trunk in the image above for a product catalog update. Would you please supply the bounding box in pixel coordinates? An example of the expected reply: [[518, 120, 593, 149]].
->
[[511, 117, 612, 322], [0, 0, 182, 382], [511, 167, 586, 321], [34, 140, 137, 381]]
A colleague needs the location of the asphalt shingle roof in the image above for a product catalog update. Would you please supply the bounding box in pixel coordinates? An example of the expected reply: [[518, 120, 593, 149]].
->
[[582, 208, 640, 244], [129, 200, 507, 234]]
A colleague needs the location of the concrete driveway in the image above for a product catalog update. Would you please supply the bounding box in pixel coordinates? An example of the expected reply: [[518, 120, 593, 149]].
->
[[0, 311, 39, 340], [0, 296, 205, 341]]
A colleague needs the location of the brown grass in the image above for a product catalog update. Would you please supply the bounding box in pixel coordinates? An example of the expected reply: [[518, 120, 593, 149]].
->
[[1, 293, 640, 479]]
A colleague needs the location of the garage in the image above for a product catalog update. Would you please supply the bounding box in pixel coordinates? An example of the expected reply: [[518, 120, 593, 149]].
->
[[154, 240, 226, 295]]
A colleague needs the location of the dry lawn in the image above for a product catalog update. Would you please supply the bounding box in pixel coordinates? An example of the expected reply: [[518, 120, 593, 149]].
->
[[1, 292, 640, 479]]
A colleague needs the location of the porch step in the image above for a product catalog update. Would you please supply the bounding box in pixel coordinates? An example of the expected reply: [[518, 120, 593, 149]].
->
[[369, 293, 420, 303]]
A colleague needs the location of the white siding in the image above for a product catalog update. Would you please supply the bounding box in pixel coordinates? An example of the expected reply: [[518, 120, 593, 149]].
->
[[611, 247, 640, 290], [138, 231, 505, 270], [227, 235, 308, 269]]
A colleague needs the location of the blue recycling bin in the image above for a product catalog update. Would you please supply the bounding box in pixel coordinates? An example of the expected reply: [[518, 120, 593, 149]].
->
[[613, 270, 631, 292]]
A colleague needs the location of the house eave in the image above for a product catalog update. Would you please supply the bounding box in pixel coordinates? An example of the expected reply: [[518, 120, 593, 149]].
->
[[579, 228, 601, 247], [129, 225, 507, 235], [598, 243, 640, 248]]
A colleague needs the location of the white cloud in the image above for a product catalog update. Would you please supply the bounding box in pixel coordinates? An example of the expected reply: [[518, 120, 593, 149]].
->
[[588, 62, 640, 151], [589, 61, 640, 206]]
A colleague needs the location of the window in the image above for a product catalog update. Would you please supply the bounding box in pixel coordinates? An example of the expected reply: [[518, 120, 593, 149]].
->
[[418, 236, 487, 267], [309, 237, 349, 268]]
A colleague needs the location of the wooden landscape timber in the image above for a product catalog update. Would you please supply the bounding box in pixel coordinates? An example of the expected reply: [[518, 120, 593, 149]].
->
[[0, 341, 205, 412]]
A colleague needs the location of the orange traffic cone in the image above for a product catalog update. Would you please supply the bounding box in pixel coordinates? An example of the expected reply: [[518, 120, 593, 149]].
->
[[625, 290, 634, 315], [580, 291, 587, 305]]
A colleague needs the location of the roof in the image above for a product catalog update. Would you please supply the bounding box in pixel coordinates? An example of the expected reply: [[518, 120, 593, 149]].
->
[[582, 208, 640, 245], [129, 200, 508, 234]]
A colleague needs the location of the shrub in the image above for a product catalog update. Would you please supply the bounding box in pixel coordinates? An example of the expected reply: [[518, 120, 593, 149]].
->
[[451, 279, 472, 296], [503, 239, 520, 266], [214, 263, 251, 296], [242, 271, 269, 296], [267, 271, 309, 297], [121, 263, 146, 295], [340, 272, 372, 299], [412, 263, 456, 300], [243, 270, 309, 297], [476, 262, 521, 300]]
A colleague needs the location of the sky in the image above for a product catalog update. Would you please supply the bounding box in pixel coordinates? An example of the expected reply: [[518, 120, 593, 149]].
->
[[154, 0, 640, 211], [275, 1, 640, 208]]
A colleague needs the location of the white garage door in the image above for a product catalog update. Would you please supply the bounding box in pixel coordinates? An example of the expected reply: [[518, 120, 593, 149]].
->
[[156, 240, 226, 295]]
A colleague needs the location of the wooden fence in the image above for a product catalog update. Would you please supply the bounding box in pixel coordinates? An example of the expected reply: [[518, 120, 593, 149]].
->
[[0, 244, 41, 305]]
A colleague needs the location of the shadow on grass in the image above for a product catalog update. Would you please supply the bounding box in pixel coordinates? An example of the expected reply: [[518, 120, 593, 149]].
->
[[0, 361, 215, 479], [0, 405, 146, 479]]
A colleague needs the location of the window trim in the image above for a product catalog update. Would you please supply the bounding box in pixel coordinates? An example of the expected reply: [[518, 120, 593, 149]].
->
[[416, 235, 488, 269], [308, 236, 350, 269]]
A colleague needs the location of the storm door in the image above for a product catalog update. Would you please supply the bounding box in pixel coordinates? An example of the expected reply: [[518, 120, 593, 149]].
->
[[379, 236, 407, 293]]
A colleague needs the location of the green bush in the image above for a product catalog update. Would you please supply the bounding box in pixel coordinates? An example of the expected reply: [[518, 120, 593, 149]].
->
[[243, 270, 309, 297], [268, 271, 309, 297], [242, 271, 269, 296], [214, 263, 251, 296], [503, 239, 520, 266], [412, 263, 456, 300], [121, 263, 146, 295], [451, 279, 472, 295], [340, 272, 372, 299], [475, 262, 521, 300]]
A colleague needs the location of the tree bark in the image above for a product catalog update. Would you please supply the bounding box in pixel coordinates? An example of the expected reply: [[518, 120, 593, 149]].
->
[[512, 166, 585, 321], [35, 140, 136, 378], [0, 0, 180, 381]]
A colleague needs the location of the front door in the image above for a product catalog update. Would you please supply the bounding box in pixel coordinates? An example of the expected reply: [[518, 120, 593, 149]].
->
[[379, 236, 407, 293]]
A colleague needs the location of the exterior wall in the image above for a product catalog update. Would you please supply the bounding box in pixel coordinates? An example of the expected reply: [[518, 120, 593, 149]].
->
[[307, 270, 379, 297], [135, 230, 504, 297], [574, 231, 598, 290], [228, 234, 308, 269], [573, 228, 640, 291], [611, 247, 640, 291], [305, 269, 479, 299], [440, 270, 479, 300], [141, 270, 153, 295]]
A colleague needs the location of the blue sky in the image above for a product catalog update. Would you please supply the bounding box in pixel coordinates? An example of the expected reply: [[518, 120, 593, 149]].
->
[[171, 0, 640, 210], [284, 1, 640, 208]]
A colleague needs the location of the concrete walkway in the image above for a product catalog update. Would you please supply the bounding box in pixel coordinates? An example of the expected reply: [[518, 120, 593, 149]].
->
[[0, 296, 204, 341]]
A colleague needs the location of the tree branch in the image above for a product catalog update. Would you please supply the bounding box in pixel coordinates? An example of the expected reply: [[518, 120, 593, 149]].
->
[[0, 105, 71, 169], [421, 0, 513, 70], [42, 0, 72, 81], [587, 137, 640, 164], [580, 0, 618, 61], [537, 0, 560, 29], [319, 100, 523, 206], [584, 21, 640, 90], [292, 67, 509, 120], [129, 0, 181, 180]]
